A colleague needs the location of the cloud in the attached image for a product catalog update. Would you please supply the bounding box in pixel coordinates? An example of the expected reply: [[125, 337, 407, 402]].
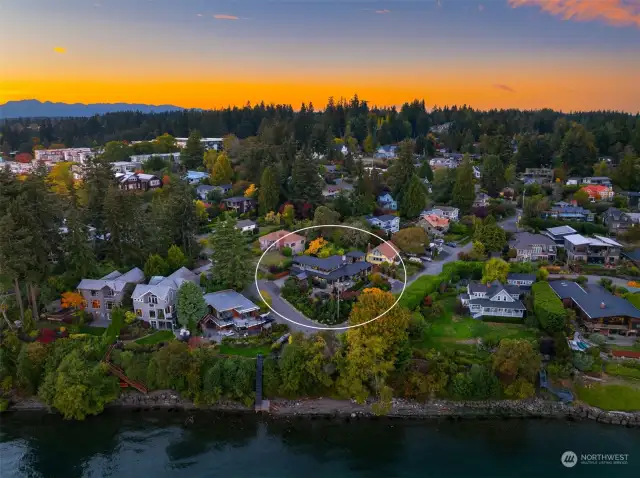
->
[[375, 9, 391, 14], [508, 0, 640, 28], [213, 14, 239, 20], [53, 47, 66, 54], [436, 0, 442, 7], [478, 4, 485, 12], [196, 13, 203, 17], [493, 84, 516, 93]]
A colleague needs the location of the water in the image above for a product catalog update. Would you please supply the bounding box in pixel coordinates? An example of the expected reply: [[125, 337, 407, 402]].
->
[[1, 411, 639, 477]]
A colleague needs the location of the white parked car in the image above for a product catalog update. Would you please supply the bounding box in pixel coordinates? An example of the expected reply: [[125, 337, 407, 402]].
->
[[408, 256, 423, 264]]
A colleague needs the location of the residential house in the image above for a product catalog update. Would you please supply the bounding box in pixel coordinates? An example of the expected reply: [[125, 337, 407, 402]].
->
[[130, 152, 181, 164], [196, 183, 232, 200], [366, 241, 400, 265], [322, 182, 353, 199], [35, 147, 94, 165], [566, 178, 580, 186], [184, 171, 209, 185], [625, 192, 640, 211], [377, 193, 398, 211], [523, 168, 554, 183], [132, 267, 200, 330], [175, 137, 223, 150], [564, 234, 622, 265], [473, 192, 490, 208], [259, 230, 306, 253], [366, 214, 400, 235], [236, 219, 257, 233], [222, 196, 256, 214], [333, 144, 349, 156], [419, 213, 450, 236], [509, 232, 557, 262], [580, 184, 614, 202], [291, 254, 372, 285], [374, 145, 397, 160], [541, 203, 594, 222], [117, 172, 163, 192], [77, 268, 145, 320], [472, 165, 481, 180], [603, 208, 640, 235], [111, 161, 142, 174], [549, 280, 640, 336], [200, 290, 268, 336], [544, 225, 578, 247], [581, 177, 613, 187], [429, 157, 459, 169], [506, 273, 536, 288], [459, 281, 527, 319], [423, 205, 459, 222]]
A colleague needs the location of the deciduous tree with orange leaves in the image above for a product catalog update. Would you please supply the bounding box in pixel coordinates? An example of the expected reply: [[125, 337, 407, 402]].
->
[[304, 237, 328, 255], [61, 291, 85, 310]]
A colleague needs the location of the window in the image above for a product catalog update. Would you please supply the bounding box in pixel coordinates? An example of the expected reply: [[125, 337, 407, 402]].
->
[[165, 306, 172, 314], [149, 295, 158, 304], [90, 290, 98, 297], [106, 302, 113, 310], [149, 310, 156, 318], [92, 300, 101, 309], [136, 309, 142, 317]]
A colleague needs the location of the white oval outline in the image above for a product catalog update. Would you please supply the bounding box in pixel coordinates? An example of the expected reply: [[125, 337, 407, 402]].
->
[[254, 224, 408, 331]]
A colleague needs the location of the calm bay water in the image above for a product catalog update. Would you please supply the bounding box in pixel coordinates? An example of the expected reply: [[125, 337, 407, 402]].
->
[[1, 411, 639, 478]]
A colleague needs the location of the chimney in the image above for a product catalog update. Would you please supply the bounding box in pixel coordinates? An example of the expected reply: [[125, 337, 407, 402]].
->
[[600, 302, 606, 309]]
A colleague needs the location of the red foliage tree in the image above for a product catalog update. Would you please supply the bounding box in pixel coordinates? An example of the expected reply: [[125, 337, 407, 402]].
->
[[15, 152, 33, 163]]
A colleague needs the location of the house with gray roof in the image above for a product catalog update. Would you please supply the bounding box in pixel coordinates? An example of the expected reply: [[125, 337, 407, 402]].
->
[[564, 234, 622, 265], [236, 219, 257, 233], [199, 290, 268, 336], [509, 232, 556, 262], [549, 280, 640, 336], [77, 267, 145, 320], [544, 225, 578, 247], [507, 273, 536, 288], [459, 280, 527, 320], [196, 183, 232, 200], [117, 172, 163, 192], [366, 214, 400, 234], [132, 267, 200, 330], [603, 208, 640, 235], [291, 253, 372, 285]]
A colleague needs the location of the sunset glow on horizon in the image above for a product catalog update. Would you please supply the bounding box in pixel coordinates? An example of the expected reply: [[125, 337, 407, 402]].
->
[[2, 0, 640, 112]]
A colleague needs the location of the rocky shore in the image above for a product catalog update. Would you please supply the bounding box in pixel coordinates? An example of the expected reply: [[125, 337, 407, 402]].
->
[[7, 392, 640, 427]]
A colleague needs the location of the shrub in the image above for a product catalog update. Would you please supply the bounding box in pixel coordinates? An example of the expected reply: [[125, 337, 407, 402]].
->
[[281, 247, 292, 257], [589, 334, 606, 346], [575, 275, 588, 286], [572, 352, 594, 372], [532, 282, 567, 333]]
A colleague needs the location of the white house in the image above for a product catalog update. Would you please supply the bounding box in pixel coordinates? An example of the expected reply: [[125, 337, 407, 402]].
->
[[130, 152, 181, 164], [423, 206, 459, 222], [111, 161, 142, 174], [366, 214, 400, 234], [77, 268, 145, 320], [377, 193, 398, 211], [132, 267, 200, 330], [459, 281, 527, 319], [184, 171, 209, 185], [472, 166, 481, 179], [236, 219, 257, 233]]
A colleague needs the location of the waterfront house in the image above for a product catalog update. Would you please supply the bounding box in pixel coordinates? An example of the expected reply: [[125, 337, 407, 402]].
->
[[259, 230, 306, 253], [377, 193, 398, 211], [200, 290, 268, 336], [291, 254, 372, 285], [132, 267, 200, 330], [564, 234, 622, 265], [549, 280, 640, 336], [366, 214, 400, 235], [77, 268, 145, 320], [222, 196, 256, 214], [419, 213, 450, 236], [117, 172, 162, 192], [459, 281, 527, 319], [366, 241, 400, 265], [509, 232, 557, 262]]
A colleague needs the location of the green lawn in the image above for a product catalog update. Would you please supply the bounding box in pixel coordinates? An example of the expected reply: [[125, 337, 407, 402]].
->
[[261, 251, 287, 267], [605, 363, 640, 380], [78, 325, 107, 336], [135, 330, 175, 345], [413, 298, 538, 351], [575, 384, 640, 411], [219, 344, 271, 357]]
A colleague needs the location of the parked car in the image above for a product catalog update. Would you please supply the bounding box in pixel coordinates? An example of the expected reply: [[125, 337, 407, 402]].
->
[[434, 239, 444, 245], [446, 241, 457, 248], [408, 256, 423, 264]]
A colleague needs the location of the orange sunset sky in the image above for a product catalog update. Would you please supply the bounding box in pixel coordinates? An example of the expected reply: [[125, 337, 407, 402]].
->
[[2, 0, 640, 112]]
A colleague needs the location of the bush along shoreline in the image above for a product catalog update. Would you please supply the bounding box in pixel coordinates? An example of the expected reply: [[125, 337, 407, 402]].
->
[[7, 392, 640, 428]]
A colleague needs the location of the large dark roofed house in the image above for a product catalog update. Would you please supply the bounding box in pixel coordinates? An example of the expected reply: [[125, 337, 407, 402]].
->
[[549, 280, 640, 336], [291, 253, 372, 285], [509, 232, 556, 262]]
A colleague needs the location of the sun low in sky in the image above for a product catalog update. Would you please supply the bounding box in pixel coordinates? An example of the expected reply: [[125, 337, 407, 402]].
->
[[1, 0, 639, 112]]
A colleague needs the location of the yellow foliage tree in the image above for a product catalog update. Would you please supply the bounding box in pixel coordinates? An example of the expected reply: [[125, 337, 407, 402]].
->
[[244, 184, 258, 198], [305, 237, 328, 255], [203, 149, 218, 173], [194, 200, 209, 223], [61, 291, 85, 310], [47, 161, 75, 196]]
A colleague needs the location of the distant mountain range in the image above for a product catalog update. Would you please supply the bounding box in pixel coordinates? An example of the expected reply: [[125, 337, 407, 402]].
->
[[0, 99, 185, 118]]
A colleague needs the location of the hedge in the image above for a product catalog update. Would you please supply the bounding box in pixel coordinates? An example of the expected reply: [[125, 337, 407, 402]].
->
[[532, 282, 567, 332], [481, 316, 523, 324]]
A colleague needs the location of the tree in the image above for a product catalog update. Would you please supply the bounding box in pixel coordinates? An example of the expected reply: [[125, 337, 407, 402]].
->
[[16, 342, 48, 395], [61, 291, 84, 310], [431, 168, 456, 204], [203, 149, 218, 173], [181, 130, 205, 170], [473, 216, 506, 252], [62, 204, 98, 284], [452, 157, 475, 213], [167, 244, 188, 270], [101, 141, 131, 162], [392, 227, 428, 254], [492, 339, 540, 385], [481, 155, 505, 197], [47, 162, 75, 196], [313, 206, 340, 227], [258, 166, 279, 216], [144, 254, 170, 278], [573, 189, 590, 207], [211, 152, 233, 185], [504, 163, 516, 185], [481, 258, 509, 284], [558, 123, 597, 176], [176, 281, 207, 330], [615, 153, 640, 192], [363, 133, 376, 155], [305, 237, 328, 255], [418, 161, 434, 182], [388, 140, 416, 199], [282, 204, 295, 227], [154, 133, 178, 153], [399, 175, 427, 218], [290, 154, 323, 206], [209, 217, 252, 290], [244, 184, 257, 198]]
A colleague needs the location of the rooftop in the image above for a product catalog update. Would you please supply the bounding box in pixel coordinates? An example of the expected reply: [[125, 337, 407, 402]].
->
[[372, 241, 399, 260], [548, 281, 640, 320], [260, 230, 306, 244], [546, 225, 577, 236], [236, 219, 256, 228], [510, 232, 555, 248], [370, 214, 398, 223], [203, 290, 260, 313]]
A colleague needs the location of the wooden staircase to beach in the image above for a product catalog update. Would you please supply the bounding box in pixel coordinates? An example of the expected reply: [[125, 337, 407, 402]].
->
[[103, 343, 148, 394]]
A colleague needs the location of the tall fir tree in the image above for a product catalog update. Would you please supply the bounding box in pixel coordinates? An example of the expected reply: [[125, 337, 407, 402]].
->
[[210, 216, 252, 291], [399, 175, 428, 218], [258, 166, 279, 215], [481, 155, 505, 197], [452, 157, 475, 213], [290, 153, 322, 206], [181, 130, 205, 170], [388, 139, 416, 199]]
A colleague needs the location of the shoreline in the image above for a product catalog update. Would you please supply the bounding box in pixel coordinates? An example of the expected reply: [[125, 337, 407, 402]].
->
[[6, 392, 640, 427]]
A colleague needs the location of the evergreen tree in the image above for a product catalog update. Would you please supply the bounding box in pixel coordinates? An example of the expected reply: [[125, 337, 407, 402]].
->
[[558, 123, 597, 176], [290, 153, 322, 206], [210, 217, 252, 291], [144, 254, 170, 278], [62, 203, 98, 285], [481, 155, 505, 197], [400, 175, 427, 218], [166, 244, 188, 270], [258, 166, 279, 216], [181, 130, 205, 170], [418, 161, 434, 182], [211, 152, 233, 185], [452, 157, 475, 213], [176, 281, 207, 330], [388, 139, 416, 198]]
